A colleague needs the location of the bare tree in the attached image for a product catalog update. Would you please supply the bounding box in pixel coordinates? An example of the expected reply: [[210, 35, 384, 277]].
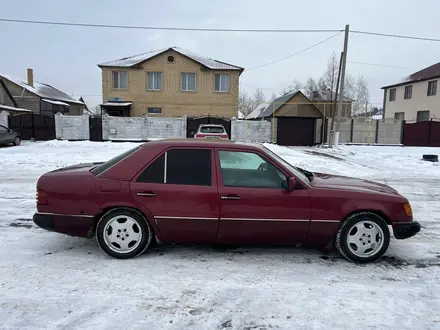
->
[[321, 52, 339, 98], [238, 91, 253, 117], [253, 88, 266, 106], [304, 77, 318, 98], [350, 75, 370, 116], [269, 92, 278, 100]]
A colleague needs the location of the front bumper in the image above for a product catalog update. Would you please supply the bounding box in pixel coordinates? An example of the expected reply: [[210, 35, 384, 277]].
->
[[392, 221, 421, 239], [33, 212, 95, 238]]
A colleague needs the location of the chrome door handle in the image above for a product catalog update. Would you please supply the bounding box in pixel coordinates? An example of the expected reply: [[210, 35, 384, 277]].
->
[[221, 195, 241, 200], [137, 192, 158, 197]]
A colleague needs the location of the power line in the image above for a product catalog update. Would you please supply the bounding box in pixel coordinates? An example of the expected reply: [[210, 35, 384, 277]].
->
[[351, 30, 440, 42], [244, 32, 342, 71], [347, 61, 412, 69], [1, 18, 439, 42], [0, 18, 342, 33], [241, 83, 279, 90]]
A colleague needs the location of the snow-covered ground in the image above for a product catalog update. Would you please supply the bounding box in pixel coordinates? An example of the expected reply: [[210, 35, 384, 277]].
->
[[0, 141, 439, 330]]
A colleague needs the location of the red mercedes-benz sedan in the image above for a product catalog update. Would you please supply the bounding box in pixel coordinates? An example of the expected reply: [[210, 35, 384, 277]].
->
[[33, 140, 420, 263]]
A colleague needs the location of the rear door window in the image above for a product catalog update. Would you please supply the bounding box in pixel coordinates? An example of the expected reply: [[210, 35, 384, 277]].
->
[[137, 148, 212, 186]]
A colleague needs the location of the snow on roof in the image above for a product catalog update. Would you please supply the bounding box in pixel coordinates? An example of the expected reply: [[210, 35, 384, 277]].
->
[[0, 104, 33, 112], [246, 102, 270, 119], [42, 99, 70, 107], [371, 114, 383, 120], [102, 102, 132, 106], [0, 74, 84, 105], [237, 111, 245, 119], [98, 47, 243, 71]]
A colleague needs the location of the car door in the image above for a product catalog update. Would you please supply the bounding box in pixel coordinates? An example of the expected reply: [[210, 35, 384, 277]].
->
[[0, 125, 9, 144], [130, 147, 219, 244], [215, 148, 311, 245]]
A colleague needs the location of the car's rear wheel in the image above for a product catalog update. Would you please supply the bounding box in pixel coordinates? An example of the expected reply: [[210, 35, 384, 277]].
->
[[335, 212, 390, 263], [96, 208, 152, 259], [13, 137, 21, 146]]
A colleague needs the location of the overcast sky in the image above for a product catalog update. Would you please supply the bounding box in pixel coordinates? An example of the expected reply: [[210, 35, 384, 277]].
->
[[1, 0, 439, 110]]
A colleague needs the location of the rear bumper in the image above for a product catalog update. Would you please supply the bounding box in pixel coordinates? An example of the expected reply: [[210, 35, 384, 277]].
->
[[33, 212, 95, 238], [392, 221, 421, 239]]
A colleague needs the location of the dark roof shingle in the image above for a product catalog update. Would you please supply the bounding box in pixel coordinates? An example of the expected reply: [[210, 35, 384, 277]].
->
[[0, 74, 84, 105], [381, 61, 440, 89]]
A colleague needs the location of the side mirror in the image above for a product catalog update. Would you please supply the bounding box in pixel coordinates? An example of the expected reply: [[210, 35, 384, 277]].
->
[[288, 177, 296, 192]]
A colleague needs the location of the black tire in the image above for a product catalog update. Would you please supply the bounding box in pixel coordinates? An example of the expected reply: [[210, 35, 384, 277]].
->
[[96, 208, 153, 259], [13, 136, 21, 146], [422, 154, 438, 162], [335, 212, 390, 263]]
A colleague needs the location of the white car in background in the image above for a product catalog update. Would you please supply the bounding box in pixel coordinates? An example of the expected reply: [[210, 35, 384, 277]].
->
[[194, 124, 229, 139]]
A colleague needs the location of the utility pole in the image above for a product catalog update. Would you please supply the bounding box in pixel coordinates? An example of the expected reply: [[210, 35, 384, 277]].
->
[[333, 24, 349, 148], [365, 101, 368, 118], [330, 51, 343, 132]]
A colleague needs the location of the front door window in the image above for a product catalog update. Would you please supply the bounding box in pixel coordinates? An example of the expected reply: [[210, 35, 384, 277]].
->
[[218, 150, 287, 189]]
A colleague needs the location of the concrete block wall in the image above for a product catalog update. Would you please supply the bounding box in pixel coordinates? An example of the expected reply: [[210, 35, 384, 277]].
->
[[55, 112, 90, 140], [327, 118, 351, 143], [231, 118, 271, 142], [0, 111, 8, 127], [101, 114, 186, 141], [352, 118, 376, 144], [147, 116, 187, 139], [326, 117, 403, 145], [315, 118, 322, 144], [378, 118, 402, 144], [104, 115, 147, 141]]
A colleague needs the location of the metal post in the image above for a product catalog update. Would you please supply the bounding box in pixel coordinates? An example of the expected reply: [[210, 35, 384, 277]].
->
[[330, 51, 343, 145], [333, 24, 350, 148]]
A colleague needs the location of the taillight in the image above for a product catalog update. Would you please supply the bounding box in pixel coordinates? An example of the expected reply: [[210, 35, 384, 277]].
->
[[37, 189, 48, 205], [194, 134, 202, 138], [220, 134, 228, 139]]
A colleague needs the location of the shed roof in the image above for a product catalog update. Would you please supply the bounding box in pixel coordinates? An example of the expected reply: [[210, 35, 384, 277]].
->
[[0, 74, 84, 105], [98, 47, 244, 71]]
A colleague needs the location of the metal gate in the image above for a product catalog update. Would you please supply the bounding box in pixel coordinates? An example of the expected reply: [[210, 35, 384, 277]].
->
[[277, 117, 316, 146], [89, 117, 103, 141], [8, 113, 55, 140], [186, 116, 231, 138], [403, 120, 440, 147]]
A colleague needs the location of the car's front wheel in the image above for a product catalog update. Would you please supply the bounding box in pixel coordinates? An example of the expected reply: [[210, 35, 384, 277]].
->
[[96, 208, 153, 259], [335, 212, 390, 263], [13, 137, 21, 146]]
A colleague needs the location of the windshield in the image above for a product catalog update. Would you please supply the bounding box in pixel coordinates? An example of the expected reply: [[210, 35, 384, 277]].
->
[[199, 126, 225, 134], [263, 146, 310, 183]]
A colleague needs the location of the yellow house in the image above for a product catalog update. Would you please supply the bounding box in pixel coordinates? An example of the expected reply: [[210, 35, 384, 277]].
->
[[98, 47, 244, 118]]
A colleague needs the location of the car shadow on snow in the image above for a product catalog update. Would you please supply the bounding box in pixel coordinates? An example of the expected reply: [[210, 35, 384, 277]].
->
[[22, 229, 440, 269]]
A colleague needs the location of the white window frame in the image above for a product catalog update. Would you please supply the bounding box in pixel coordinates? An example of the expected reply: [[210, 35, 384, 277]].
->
[[147, 72, 163, 91], [181, 72, 196, 91], [215, 74, 230, 92], [112, 71, 128, 89]]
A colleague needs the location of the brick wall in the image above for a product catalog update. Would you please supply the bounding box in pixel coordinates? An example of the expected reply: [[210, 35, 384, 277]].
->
[[101, 49, 240, 118]]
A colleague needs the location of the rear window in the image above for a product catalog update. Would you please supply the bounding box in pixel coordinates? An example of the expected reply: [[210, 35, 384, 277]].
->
[[91, 146, 141, 175], [200, 126, 225, 134]]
